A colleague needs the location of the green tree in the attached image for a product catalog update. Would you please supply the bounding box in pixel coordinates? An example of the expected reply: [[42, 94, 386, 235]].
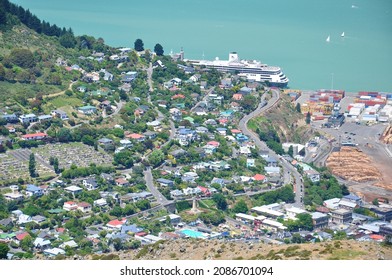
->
[[57, 128, 72, 142], [233, 199, 248, 214], [59, 32, 77, 48], [296, 103, 301, 113], [81, 135, 95, 146], [288, 145, 294, 157], [113, 150, 134, 168], [5, 49, 36, 68], [372, 198, 379, 206], [29, 153, 36, 177], [154, 43, 164, 56], [20, 235, 33, 252], [148, 150, 165, 167], [212, 193, 227, 210], [134, 39, 144, 52], [0, 243, 9, 259], [305, 112, 311, 124]]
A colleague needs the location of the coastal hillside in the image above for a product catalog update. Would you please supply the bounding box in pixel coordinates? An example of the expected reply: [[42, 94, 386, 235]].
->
[[248, 93, 313, 153], [0, 0, 113, 103]]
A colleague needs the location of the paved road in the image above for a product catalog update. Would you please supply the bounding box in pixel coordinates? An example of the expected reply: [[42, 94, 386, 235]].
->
[[143, 167, 172, 205], [190, 87, 214, 112], [238, 89, 304, 208]]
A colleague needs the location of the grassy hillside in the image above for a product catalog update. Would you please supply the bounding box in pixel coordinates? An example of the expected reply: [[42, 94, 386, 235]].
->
[[249, 94, 313, 145], [83, 239, 392, 260]]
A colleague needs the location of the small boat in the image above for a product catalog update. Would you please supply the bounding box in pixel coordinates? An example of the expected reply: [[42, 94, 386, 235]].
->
[[326, 35, 330, 42], [341, 32, 345, 37]]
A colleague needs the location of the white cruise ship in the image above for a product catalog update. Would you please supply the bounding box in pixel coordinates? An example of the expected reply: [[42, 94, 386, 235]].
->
[[190, 52, 289, 87]]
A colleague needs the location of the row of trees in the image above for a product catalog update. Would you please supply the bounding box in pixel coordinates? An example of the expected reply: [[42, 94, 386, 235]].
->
[[134, 39, 164, 56], [0, 0, 75, 40]]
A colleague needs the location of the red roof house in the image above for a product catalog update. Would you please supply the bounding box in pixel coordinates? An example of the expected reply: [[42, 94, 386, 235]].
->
[[21, 132, 48, 141], [253, 174, 267, 182], [106, 218, 127, 229]]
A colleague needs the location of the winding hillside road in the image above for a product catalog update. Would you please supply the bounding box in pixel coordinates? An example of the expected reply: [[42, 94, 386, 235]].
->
[[238, 89, 304, 208]]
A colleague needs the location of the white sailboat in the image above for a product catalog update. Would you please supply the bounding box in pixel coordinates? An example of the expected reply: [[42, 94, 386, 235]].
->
[[341, 32, 345, 37], [326, 35, 330, 43]]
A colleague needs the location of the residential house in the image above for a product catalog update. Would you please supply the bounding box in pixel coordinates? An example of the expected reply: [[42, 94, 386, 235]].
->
[[94, 198, 107, 207], [342, 194, 363, 206], [78, 105, 97, 115], [240, 146, 251, 156], [119, 139, 133, 148], [19, 114, 37, 124], [106, 218, 127, 230], [15, 232, 30, 244], [286, 207, 307, 220], [21, 132, 47, 141], [210, 177, 229, 187], [195, 126, 209, 134], [264, 166, 280, 174], [157, 178, 174, 188], [17, 214, 32, 225], [33, 237, 51, 250], [251, 206, 285, 219], [0, 113, 18, 123], [144, 131, 157, 139], [43, 248, 65, 257], [338, 200, 358, 211], [253, 174, 267, 183], [59, 240, 78, 249], [368, 206, 392, 222], [247, 158, 255, 168], [25, 184, 43, 197], [64, 185, 83, 195], [51, 109, 69, 120], [101, 173, 115, 184], [197, 186, 211, 197], [77, 86, 87, 93], [216, 127, 227, 136], [126, 133, 145, 142], [122, 71, 138, 83], [159, 214, 181, 225], [115, 178, 130, 187], [304, 169, 320, 183], [82, 178, 99, 191], [239, 86, 252, 95], [77, 202, 92, 213], [331, 208, 352, 224], [38, 115, 53, 123], [100, 100, 112, 109], [170, 189, 184, 200], [98, 137, 114, 149], [63, 201, 78, 211], [323, 198, 340, 210], [265, 156, 278, 167], [99, 69, 114, 81], [32, 215, 46, 224], [4, 192, 24, 201]]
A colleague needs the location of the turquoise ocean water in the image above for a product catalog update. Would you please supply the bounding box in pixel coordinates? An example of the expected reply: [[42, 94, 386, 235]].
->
[[11, 0, 392, 92]]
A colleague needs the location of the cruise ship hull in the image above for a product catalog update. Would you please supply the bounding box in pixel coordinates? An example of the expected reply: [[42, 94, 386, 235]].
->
[[191, 52, 289, 88]]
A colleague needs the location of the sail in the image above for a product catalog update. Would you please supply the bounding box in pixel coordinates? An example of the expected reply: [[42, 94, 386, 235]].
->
[[341, 32, 345, 37], [326, 35, 330, 42]]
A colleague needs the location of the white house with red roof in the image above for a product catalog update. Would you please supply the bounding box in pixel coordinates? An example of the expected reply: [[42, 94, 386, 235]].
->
[[21, 132, 47, 141], [106, 218, 127, 230], [126, 133, 145, 142], [197, 186, 211, 197], [77, 202, 92, 213], [63, 201, 78, 211], [253, 174, 267, 183]]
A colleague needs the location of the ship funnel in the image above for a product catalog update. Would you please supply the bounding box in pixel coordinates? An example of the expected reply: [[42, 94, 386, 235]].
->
[[229, 52, 239, 62]]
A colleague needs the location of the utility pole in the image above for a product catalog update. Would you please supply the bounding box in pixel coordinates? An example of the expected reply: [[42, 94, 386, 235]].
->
[[331, 73, 334, 90]]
